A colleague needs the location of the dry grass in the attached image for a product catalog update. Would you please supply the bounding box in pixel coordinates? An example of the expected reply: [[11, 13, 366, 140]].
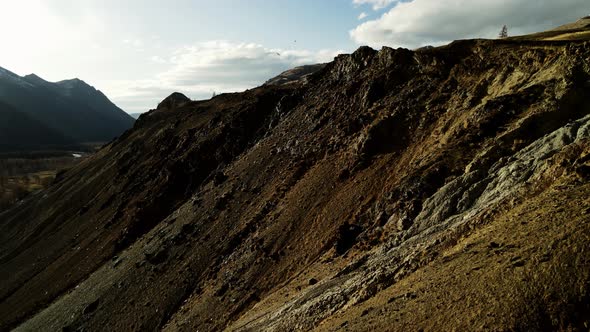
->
[[314, 179, 590, 332], [0, 172, 55, 211], [509, 242, 590, 331], [543, 31, 590, 41], [0, 157, 81, 212]]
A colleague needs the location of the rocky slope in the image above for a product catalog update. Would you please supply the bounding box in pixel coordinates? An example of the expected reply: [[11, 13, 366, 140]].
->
[[264, 64, 327, 86], [1, 20, 590, 331]]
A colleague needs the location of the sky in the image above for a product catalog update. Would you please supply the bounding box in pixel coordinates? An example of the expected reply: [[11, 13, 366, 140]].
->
[[0, 0, 588, 114]]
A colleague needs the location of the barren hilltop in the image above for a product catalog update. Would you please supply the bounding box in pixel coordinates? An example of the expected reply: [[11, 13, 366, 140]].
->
[[1, 18, 590, 331]]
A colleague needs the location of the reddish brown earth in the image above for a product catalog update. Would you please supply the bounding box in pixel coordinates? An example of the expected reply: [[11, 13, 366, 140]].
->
[[1, 19, 590, 331]]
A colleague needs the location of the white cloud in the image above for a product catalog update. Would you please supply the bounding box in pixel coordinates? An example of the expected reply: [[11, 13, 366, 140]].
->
[[150, 56, 167, 64], [105, 41, 343, 113], [122, 39, 146, 53], [351, 0, 590, 49], [358, 12, 369, 20], [353, 0, 397, 10]]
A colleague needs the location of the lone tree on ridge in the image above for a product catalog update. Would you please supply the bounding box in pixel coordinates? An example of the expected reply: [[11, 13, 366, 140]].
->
[[499, 25, 508, 39]]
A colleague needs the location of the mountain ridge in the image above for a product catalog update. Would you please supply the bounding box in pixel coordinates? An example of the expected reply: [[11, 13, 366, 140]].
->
[[1, 21, 590, 331]]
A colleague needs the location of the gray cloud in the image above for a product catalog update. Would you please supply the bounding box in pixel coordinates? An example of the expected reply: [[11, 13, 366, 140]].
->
[[351, 0, 590, 49]]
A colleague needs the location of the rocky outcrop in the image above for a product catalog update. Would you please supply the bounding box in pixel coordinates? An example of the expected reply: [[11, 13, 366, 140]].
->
[[234, 112, 590, 331], [265, 64, 327, 86], [157, 92, 191, 110]]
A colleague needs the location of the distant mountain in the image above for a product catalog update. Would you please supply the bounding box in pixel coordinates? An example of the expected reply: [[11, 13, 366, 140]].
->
[[129, 113, 144, 119], [0, 66, 134, 152], [0, 101, 73, 151]]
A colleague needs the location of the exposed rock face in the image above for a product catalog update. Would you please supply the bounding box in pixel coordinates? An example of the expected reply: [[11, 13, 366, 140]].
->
[[1, 25, 590, 331], [157, 92, 191, 110], [265, 64, 327, 86]]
